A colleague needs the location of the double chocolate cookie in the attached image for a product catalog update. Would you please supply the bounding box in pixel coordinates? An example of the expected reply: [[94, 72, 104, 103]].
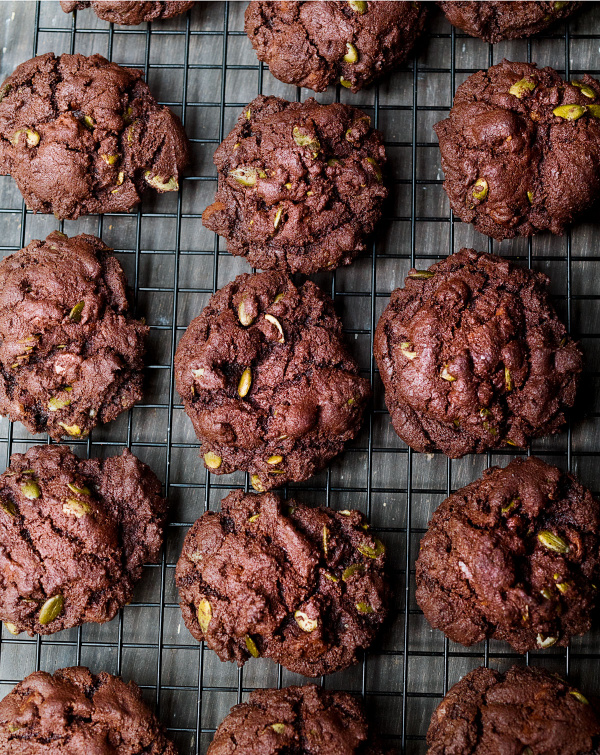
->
[[0, 666, 177, 753], [0, 52, 189, 219], [373, 249, 582, 457], [176, 490, 388, 677], [427, 665, 600, 754], [174, 271, 371, 489], [208, 684, 385, 755], [437, 2, 583, 43], [0, 444, 167, 636], [416, 457, 600, 653], [245, 1, 428, 93], [60, 1, 195, 24], [0, 232, 147, 440], [202, 95, 387, 274], [435, 60, 600, 240]]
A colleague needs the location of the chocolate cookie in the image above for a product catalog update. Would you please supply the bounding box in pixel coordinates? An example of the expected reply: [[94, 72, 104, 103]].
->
[[202, 95, 387, 274], [416, 457, 600, 653], [0, 444, 167, 636], [0, 231, 148, 441], [434, 60, 600, 240], [0, 52, 189, 219], [208, 684, 384, 755], [437, 1, 583, 43], [174, 271, 371, 489], [60, 0, 194, 24], [0, 666, 176, 754], [176, 490, 388, 677], [427, 665, 600, 754], [373, 249, 582, 457], [245, 0, 428, 94]]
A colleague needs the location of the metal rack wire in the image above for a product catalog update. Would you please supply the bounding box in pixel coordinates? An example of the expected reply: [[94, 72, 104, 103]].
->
[[1, 2, 600, 753]]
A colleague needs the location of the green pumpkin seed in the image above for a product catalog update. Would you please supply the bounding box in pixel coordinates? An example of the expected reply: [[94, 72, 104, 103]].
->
[[197, 598, 212, 634], [245, 634, 260, 657], [204, 452, 222, 470], [1, 498, 17, 517], [21, 481, 40, 500], [238, 367, 252, 398], [357, 538, 385, 559], [347, 0, 367, 13], [264, 314, 285, 343], [340, 77, 353, 88], [553, 104, 587, 120], [238, 298, 255, 326], [344, 43, 359, 64], [342, 563, 365, 581], [537, 530, 569, 554], [292, 126, 320, 155], [251, 475, 265, 492], [63, 498, 92, 518], [48, 395, 71, 412], [144, 172, 179, 192], [356, 602, 374, 614], [472, 178, 488, 200], [509, 79, 536, 98], [569, 690, 589, 704], [69, 301, 85, 322], [408, 270, 434, 280], [58, 422, 82, 436], [4, 622, 20, 635], [39, 595, 64, 625]]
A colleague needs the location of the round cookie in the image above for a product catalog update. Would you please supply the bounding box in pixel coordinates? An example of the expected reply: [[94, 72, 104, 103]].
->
[[416, 457, 600, 653], [434, 60, 600, 240], [0, 231, 148, 441], [437, 1, 583, 44], [0, 444, 167, 636], [426, 665, 600, 754], [0, 52, 189, 219], [202, 95, 387, 274], [176, 490, 388, 677], [60, 1, 195, 24], [0, 666, 177, 754], [373, 249, 582, 457], [174, 271, 371, 489], [208, 684, 385, 755], [245, 1, 428, 93]]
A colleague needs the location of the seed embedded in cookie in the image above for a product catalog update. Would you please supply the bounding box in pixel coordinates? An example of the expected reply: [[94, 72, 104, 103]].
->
[[0, 52, 189, 219], [435, 60, 600, 240], [426, 666, 600, 754], [244, 1, 428, 92], [60, 0, 195, 25], [0, 444, 168, 636], [202, 95, 387, 274], [176, 489, 388, 677], [416, 457, 600, 653], [0, 666, 177, 753], [0, 231, 148, 440], [373, 248, 582, 457], [437, 1, 583, 44], [174, 270, 371, 489]]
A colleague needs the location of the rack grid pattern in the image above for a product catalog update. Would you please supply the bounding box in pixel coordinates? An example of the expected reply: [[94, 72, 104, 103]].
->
[[1, 2, 600, 753]]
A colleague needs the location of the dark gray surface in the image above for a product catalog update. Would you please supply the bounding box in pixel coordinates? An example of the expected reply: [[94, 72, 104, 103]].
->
[[1, 1, 600, 752]]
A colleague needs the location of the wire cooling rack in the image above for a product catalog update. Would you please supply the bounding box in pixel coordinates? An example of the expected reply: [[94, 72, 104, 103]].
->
[[1, 2, 600, 752]]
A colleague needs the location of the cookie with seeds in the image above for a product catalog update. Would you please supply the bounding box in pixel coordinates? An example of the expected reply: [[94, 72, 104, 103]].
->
[[434, 60, 600, 240], [202, 95, 387, 274], [209, 684, 387, 755], [0, 666, 177, 753], [174, 271, 371, 489], [416, 457, 600, 653], [373, 249, 582, 457], [0, 52, 189, 219], [60, 0, 195, 24], [245, 1, 428, 93], [427, 665, 600, 754], [437, 1, 583, 44], [0, 444, 167, 636], [0, 231, 147, 440], [176, 489, 388, 677]]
